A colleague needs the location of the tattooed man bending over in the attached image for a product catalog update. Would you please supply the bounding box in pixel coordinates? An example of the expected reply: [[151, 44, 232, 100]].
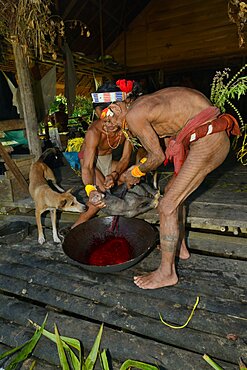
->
[[98, 85, 240, 289]]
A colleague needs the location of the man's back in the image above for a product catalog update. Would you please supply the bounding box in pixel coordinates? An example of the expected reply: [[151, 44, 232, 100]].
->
[[128, 87, 212, 138]]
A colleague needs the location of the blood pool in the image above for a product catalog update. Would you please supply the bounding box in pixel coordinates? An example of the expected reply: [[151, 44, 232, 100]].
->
[[87, 235, 132, 266]]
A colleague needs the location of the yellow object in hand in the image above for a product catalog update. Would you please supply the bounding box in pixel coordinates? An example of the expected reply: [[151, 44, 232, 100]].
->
[[85, 184, 97, 196], [131, 165, 146, 177]]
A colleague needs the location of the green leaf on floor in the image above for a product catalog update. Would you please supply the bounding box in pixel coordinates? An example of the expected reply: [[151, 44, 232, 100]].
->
[[84, 324, 103, 370], [2, 314, 47, 370], [120, 359, 159, 370], [203, 354, 223, 370]]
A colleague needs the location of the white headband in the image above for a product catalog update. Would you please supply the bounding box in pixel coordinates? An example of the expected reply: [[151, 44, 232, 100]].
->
[[91, 91, 127, 103]]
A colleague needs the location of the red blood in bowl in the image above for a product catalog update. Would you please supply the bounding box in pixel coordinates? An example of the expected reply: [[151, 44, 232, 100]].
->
[[87, 235, 132, 266]]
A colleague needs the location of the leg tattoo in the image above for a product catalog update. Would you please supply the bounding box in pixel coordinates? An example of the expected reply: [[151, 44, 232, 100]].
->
[[160, 234, 177, 253]]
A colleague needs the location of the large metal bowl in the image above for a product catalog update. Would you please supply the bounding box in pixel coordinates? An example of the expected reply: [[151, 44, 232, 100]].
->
[[62, 216, 159, 272]]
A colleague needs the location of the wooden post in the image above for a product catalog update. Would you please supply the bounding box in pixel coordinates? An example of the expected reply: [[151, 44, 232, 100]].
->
[[11, 38, 42, 160]]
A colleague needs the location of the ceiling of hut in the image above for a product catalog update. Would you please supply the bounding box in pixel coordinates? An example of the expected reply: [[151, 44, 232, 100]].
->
[[0, 0, 246, 97], [54, 0, 151, 95], [57, 0, 151, 57], [0, 0, 151, 97]]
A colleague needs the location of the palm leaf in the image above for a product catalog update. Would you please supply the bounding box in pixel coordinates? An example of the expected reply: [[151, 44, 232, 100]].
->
[[99, 349, 110, 370], [4, 314, 47, 370], [0, 341, 30, 361], [30, 320, 81, 350], [84, 324, 103, 370], [54, 324, 70, 370], [120, 360, 159, 370], [30, 320, 81, 369]]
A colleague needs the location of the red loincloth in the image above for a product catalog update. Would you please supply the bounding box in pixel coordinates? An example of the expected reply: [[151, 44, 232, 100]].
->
[[78, 149, 84, 160], [164, 106, 241, 174]]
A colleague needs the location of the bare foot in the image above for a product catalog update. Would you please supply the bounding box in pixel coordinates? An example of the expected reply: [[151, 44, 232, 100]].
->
[[178, 239, 190, 260], [134, 268, 178, 289]]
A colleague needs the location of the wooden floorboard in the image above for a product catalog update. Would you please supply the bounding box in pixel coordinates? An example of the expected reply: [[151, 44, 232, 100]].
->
[[0, 295, 235, 370], [0, 153, 246, 369], [0, 228, 246, 369], [187, 231, 247, 259]]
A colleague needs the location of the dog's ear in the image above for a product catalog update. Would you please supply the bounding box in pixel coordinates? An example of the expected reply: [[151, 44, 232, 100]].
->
[[59, 199, 67, 208], [66, 188, 73, 193]]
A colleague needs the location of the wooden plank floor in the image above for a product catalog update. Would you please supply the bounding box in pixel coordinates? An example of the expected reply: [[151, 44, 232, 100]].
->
[[0, 151, 246, 369], [0, 226, 246, 369]]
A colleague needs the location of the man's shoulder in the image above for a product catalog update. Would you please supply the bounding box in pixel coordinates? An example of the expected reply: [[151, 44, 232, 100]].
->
[[84, 120, 102, 141], [88, 119, 102, 132]]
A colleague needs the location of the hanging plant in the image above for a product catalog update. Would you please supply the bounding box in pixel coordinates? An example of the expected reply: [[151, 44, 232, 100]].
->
[[210, 63, 247, 126], [210, 64, 247, 164], [0, 0, 90, 62]]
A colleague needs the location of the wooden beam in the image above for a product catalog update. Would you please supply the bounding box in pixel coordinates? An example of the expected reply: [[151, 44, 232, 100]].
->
[[62, 0, 77, 18], [0, 142, 29, 194], [0, 119, 25, 132]]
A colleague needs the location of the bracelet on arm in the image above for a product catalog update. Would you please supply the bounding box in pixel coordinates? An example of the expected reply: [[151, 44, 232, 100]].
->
[[131, 165, 146, 178], [85, 184, 97, 197]]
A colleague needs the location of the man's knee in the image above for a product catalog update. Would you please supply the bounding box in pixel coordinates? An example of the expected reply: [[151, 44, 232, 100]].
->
[[158, 197, 176, 217]]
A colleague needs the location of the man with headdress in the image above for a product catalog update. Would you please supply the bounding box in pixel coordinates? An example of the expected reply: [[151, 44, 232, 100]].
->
[[96, 84, 240, 289], [71, 80, 140, 228]]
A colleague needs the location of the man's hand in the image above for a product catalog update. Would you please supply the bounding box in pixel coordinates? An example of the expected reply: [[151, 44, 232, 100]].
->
[[121, 166, 141, 188], [104, 171, 118, 189], [104, 174, 115, 189], [89, 190, 106, 208]]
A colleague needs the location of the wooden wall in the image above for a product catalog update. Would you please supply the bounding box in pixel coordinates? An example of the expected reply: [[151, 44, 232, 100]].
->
[[108, 0, 246, 73]]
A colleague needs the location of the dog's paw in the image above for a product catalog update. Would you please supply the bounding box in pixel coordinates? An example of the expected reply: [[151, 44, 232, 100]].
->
[[53, 236, 61, 244], [38, 236, 46, 245]]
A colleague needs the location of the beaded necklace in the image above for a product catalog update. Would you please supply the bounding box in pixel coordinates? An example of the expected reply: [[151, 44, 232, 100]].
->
[[103, 128, 122, 149]]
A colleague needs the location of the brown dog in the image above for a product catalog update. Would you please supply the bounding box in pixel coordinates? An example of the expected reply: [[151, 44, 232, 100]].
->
[[29, 157, 86, 245]]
